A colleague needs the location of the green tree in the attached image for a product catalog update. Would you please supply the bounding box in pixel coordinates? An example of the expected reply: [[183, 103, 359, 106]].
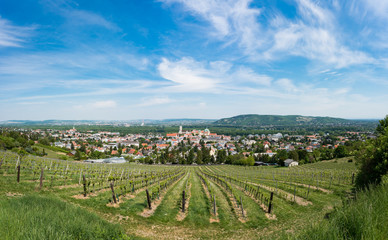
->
[[277, 149, 288, 161], [187, 149, 195, 165], [196, 150, 203, 165], [288, 150, 299, 161], [333, 145, 348, 158], [216, 149, 227, 164], [356, 116, 388, 189], [74, 150, 82, 160]]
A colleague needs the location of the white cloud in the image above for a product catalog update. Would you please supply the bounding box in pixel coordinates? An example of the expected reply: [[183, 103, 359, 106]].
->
[[74, 100, 117, 111], [0, 50, 151, 89], [362, 0, 388, 19], [162, 0, 262, 53], [264, 0, 374, 68], [0, 17, 34, 47], [276, 78, 298, 92], [164, 0, 373, 68], [42, 0, 119, 31], [92, 100, 117, 109], [137, 96, 174, 107], [232, 67, 272, 86], [158, 57, 224, 91], [158, 57, 272, 92], [66, 10, 120, 31], [265, 23, 373, 68]]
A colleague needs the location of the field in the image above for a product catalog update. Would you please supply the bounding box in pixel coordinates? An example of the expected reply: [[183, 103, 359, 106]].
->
[[0, 151, 357, 239]]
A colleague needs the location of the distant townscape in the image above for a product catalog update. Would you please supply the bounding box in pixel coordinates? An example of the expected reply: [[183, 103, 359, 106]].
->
[[0, 124, 374, 166]]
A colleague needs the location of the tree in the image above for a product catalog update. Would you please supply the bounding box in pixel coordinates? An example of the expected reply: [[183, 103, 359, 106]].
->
[[216, 150, 227, 164], [187, 149, 195, 165], [74, 150, 82, 160], [355, 115, 388, 189], [288, 150, 299, 161], [276, 149, 288, 161], [196, 150, 203, 165], [202, 146, 211, 164], [333, 145, 348, 158]]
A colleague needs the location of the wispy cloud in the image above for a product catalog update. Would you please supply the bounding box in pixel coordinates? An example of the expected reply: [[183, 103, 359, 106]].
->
[[92, 100, 117, 108], [0, 17, 35, 47], [161, 0, 262, 52], [41, 0, 120, 31], [158, 57, 272, 92], [136, 96, 174, 107], [361, 0, 388, 20], [163, 0, 373, 68], [66, 10, 120, 31], [74, 100, 117, 111]]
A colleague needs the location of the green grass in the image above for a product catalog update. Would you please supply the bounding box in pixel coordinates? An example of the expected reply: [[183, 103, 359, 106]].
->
[[35, 145, 70, 160], [293, 183, 388, 240], [0, 194, 130, 240], [1, 150, 386, 239]]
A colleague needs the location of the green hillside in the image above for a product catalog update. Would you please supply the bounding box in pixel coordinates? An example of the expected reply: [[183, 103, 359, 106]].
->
[[213, 114, 359, 127]]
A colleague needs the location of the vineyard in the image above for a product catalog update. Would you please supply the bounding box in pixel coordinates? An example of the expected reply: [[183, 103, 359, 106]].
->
[[0, 151, 357, 239]]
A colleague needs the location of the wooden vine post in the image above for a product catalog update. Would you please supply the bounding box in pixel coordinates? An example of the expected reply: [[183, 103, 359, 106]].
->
[[110, 182, 117, 204], [240, 196, 245, 217], [17, 165, 21, 183], [79, 170, 82, 185], [146, 189, 152, 209], [83, 174, 87, 197], [268, 192, 274, 214], [182, 190, 186, 212], [39, 167, 44, 190], [293, 185, 296, 202], [213, 195, 216, 215]]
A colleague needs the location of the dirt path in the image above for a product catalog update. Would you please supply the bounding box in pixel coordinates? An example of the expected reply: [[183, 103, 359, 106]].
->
[[55, 183, 80, 189], [72, 188, 109, 199], [176, 183, 191, 221], [260, 178, 333, 194], [199, 179, 219, 223], [106, 180, 167, 208], [289, 181, 332, 194], [210, 178, 247, 223], [140, 174, 185, 218], [247, 181, 312, 206], [232, 182, 277, 220]]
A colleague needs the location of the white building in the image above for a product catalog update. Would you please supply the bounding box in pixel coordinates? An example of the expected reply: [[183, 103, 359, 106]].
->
[[284, 159, 299, 167]]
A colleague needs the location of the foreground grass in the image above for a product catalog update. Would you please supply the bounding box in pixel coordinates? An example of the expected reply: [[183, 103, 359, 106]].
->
[[0, 194, 130, 240], [293, 183, 388, 240]]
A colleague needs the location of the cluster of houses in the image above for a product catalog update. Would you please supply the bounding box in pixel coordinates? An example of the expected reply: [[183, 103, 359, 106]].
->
[[24, 126, 365, 166]]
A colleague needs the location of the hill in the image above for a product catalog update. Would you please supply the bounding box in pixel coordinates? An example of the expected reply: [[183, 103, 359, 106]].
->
[[213, 114, 370, 127]]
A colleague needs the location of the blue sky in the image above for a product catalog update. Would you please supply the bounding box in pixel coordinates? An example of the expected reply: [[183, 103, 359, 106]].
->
[[0, 0, 387, 120]]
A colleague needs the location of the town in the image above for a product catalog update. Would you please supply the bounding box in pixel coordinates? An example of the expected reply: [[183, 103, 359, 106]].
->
[[0, 125, 370, 166]]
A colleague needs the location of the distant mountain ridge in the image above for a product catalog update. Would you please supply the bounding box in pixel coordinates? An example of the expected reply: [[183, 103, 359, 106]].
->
[[0, 115, 377, 127], [213, 114, 366, 127]]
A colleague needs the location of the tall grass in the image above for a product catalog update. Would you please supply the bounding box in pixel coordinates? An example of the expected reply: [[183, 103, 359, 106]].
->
[[0, 194, 129, 240], [294, 183, 388, 240]]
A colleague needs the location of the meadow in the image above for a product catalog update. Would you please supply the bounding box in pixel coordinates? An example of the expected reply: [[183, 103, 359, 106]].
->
[[0, 151, 360, 239]]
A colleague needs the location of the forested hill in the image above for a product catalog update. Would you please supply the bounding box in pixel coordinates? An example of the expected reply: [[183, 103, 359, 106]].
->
[[213, 114, 368, 127]]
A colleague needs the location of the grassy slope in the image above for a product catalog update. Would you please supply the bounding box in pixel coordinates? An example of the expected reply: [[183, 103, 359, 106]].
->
[[293, 183, 388, 240], [35, 145, 70, 160], [1, 152, 386, 240], [0, 170, 134, 240], [0, 194, 129, 240]]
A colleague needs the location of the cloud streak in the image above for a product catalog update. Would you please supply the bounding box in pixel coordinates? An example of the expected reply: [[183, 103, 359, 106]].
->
[[158, 57, 272, 93], [163, 0, 374, 68], [0, 17, 35, 47]]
